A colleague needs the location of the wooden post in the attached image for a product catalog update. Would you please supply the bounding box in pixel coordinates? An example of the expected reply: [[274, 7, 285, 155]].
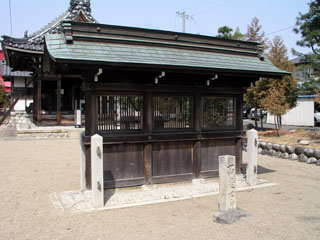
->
[[37, 73, 42, 122], [235, 95, 244, 174], [218, 155, 236, 212], [80, 132, 86, 191], [193, 93, 202, 178], [57, 76, 61, 124], [143, 92, 152, 184], [246, 129, 258, 186], [91, 134, 104, 208]]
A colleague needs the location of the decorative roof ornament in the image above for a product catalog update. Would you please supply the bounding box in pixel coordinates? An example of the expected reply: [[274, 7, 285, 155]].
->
[[69, 0, 91, 12], [68, 0, 94, 21], [24, 0, 96, 45]]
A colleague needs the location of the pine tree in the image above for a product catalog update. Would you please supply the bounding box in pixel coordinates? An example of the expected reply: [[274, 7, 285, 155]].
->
[[216, 26, 233, 39], [259, 36, 298, 134], [245, 17, 268, 50], [293, 0, 320, 95], [232, 27, 244, 40], [294, 0, 320, 55], [244, 17, 269, 127]]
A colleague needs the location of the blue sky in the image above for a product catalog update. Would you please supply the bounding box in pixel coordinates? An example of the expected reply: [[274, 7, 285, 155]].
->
[[1, 0, 311, 58]]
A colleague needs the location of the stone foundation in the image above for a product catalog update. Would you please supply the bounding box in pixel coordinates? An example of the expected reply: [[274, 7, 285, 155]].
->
[[17, 128, 83, 139], [6, 111, 33, 129]]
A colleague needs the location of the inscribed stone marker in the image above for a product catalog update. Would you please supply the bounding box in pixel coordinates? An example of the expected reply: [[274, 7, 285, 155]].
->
[[218, 155, 236, 212]]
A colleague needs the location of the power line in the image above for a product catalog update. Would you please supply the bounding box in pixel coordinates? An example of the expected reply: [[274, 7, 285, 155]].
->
[[174, 14, 177, 31], [192, 18, 211, 35], [186, 0, 214, 12], [9, 0, 13, 36], [192, 0, 234, 16], [265, 25, 296, 36]]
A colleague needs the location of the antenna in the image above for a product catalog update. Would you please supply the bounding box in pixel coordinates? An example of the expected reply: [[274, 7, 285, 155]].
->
[[176, 11, 193, 33], [9, 0, 13, 36]]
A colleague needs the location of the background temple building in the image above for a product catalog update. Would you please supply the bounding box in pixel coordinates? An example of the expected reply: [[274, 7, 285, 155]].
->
[[1, 0, 96, 124]]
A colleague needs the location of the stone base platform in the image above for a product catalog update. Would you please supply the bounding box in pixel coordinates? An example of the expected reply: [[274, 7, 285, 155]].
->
[[50, 176, 276, 213], [17, 127, 83, 139], [213, 208, 251, 224]]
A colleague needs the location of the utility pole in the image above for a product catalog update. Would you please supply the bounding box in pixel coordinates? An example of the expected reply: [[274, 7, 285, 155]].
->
[[176, 11, 193, 33], [9, 0, 13, 36]]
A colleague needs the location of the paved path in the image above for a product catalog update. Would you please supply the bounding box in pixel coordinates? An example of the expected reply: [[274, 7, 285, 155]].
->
[[0, 127, 17, 141], [244, 119, 319, 130]]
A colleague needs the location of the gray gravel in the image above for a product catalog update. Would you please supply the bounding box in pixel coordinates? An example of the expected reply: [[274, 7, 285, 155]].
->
[[0, 139, 319, 240]]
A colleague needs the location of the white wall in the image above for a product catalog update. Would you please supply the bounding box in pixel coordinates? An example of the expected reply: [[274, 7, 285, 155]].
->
[[14, 78, 26, 87], [267, 97, 314, 126], [14, 77, 33, 87], [14, 99, 33, 111]]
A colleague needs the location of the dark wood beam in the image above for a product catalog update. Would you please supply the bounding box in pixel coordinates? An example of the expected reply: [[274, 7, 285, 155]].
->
[[37, 72, 42, 122], [57, 76, 61, 124]]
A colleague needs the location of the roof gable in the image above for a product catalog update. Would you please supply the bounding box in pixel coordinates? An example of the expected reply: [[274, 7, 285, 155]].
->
[[45, 21, 289, 77], [27, 0, 97, 45]]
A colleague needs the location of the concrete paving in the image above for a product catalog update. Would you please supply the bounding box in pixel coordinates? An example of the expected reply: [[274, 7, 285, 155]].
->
[[244, 119, 319, 130], [0, 126, 17, 141]]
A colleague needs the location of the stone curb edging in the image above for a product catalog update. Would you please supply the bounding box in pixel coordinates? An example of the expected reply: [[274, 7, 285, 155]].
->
[[243, 142, 320, 166], [16, 129, 83, 139]]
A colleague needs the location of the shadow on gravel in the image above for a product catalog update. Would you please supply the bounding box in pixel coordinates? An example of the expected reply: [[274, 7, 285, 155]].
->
[[257, 165, 276, 174]]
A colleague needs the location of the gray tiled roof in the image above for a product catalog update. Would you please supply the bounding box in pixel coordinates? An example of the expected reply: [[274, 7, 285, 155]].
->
[[0, 63, 32, 78], [46, 34, 288, 76], [1, 0, 97, 52]]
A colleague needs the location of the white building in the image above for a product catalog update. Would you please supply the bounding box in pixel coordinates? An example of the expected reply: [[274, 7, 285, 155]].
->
[[0, 63, 32, 112], [267, 96, 315, 127]]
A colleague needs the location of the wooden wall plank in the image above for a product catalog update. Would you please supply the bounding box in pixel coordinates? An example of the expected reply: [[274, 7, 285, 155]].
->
[[103, 143, 144, 187], [200, 139, 236, 177], [152, 141, 193, 178], [143, 144, 152, 184]]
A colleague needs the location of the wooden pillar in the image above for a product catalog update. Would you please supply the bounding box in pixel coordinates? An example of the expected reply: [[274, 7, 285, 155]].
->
[[236, 94, 243, 130], [85, 90, 91, 136], [143, 92, 153, 184], [236, 94, 244, 174], [193, 93, 202, 178], [33, 77, 37, 122], [83, 71, 96, 136], [57, 76, 61, 124], [36, 72, 42, 122]]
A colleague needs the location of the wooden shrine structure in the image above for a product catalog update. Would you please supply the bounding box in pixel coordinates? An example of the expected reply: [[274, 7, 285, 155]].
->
[[47, 21, 287, 188]]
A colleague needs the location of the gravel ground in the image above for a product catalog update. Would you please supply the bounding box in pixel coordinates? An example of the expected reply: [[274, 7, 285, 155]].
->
[[0, 138, 319, 240]]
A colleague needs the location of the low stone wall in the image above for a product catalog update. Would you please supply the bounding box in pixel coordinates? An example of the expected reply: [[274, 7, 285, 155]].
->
[[17, 128, 83, 139], [244, 141, 320, 166], [6, 112, 33, 129]]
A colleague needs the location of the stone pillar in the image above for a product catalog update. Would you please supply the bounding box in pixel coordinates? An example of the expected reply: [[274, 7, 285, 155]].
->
[[91, 134, 104, 208], [218, 155, 236, 212], [246, 129, 258, 186], [80, 132, 86, 191]]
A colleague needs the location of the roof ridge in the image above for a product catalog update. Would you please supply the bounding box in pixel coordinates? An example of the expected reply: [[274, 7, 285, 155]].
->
[[29, 11, 70, 41], [27, 1, 97, 45]]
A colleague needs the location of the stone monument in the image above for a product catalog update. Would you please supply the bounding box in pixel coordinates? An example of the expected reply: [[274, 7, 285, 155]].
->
[[213, 155, 250, 224]]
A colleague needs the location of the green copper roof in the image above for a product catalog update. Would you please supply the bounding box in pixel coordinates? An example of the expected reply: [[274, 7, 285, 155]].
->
[[45, 34, 288, 76]]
